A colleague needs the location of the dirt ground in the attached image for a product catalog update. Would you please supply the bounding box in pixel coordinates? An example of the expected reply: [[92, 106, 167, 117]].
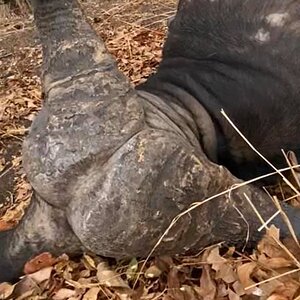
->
[[1, 1, 300, 299]]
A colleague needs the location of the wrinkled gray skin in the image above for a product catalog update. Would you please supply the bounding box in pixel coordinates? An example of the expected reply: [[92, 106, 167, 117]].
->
[[1, 0, 300, 282]]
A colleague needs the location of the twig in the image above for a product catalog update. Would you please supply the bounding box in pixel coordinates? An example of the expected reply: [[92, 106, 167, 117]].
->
[[245, 268, 300, 290], [221, 109, 300, 197]]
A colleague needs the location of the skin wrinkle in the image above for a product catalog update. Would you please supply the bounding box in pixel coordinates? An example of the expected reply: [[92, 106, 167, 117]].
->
[[141, 83, 219, 162], [139, 91, 201, 149]]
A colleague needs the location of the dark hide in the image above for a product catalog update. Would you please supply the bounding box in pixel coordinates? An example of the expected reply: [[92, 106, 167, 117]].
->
[[140, 0, 300, 183]]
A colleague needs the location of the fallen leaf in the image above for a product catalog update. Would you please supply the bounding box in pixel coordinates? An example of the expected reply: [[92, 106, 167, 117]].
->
[[126, 258, 139, 280], [237, 262, 257, 294], [258, 256, 293, 269], [206, 246, 226, 272], [12, 277, 38, 299], [28, 266, 53, 283], [228, 288, 241, 300], [82, 254, 97, 270], [24, 252, 57, 274], [97, 262, 130, 290], [198, 265, 216, 300], [82, 287, 100, 300], [167, 267, 185, 300], [0, 220, 15, 231], [216, 262, 237, 284], [266, 294, 288, 300], [53, 288, 76, 300], [0, 282, 14, 299], [232, 281, 246, 297], [145, 265, 162, 279]]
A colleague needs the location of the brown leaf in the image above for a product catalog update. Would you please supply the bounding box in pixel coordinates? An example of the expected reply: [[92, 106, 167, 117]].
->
[[266, 294, 288, 300], [167, 267, 185, 300], [228, 288, 241, 300], [24, 252, 57, 274], [53, 288, 76, 300], [0, 282, 14, 299], [0, 220, 15, 231], [82, 254, 97, 270], [12, 277, 37, 299], [236, 262, 257, 294], [145, 265, 162, 279], [198, 265, 216, 300], [82, 287, 100, 300], [28, 266, 53, 283], [216, 262, 237, 284], [96, 262, 130, 290], [257, 255, 293, 269], [232, 281, 246, 297], [206, 246, 226, 272], [155, 256, 174, 273]]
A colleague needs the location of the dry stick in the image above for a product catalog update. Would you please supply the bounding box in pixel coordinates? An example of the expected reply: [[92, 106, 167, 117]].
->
[[258, 211, 281, 231], [282, 149, 300, 189], [243, 193, 266, 226], [135, 11, 176, 24], [0, 165, 14, 179], [221, 110, 300, 197], [272, 195, 300, 247], [284, 193, 300, 203], [232, 203, 250, 252], [245, 268, 300, 291]]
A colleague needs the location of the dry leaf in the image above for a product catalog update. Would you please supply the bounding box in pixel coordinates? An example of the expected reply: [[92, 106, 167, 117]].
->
[[24, 252, 57, 274], [97, 262, 130, 290], [266, 294, 288, 300], [145, 265, 162, 279], [228, 288, 241, 300], [12, 277, 38, 299], [0, 220, 15, 231], [258, 256, 293, 269], [82, 287, 100, 300], [198, 265, 216, 300], [82, 254, 97, 270], [216, 262, 237, 284], [232, 281, 246, 297], [206, 246, 226, 272], [0, 282, 14, 299], [167, 267, 185, 300], [53, 288, 76, 300], [28, 266, 53, 283], [237, 262, 257, 294], [126, 258, 139, 280]]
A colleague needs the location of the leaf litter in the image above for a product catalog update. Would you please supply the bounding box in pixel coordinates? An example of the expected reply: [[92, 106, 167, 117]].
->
[[1, 0, 300, 299]]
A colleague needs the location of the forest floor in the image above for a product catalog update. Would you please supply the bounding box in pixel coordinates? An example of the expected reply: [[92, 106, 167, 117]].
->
[[1, 1, 300, 299]]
